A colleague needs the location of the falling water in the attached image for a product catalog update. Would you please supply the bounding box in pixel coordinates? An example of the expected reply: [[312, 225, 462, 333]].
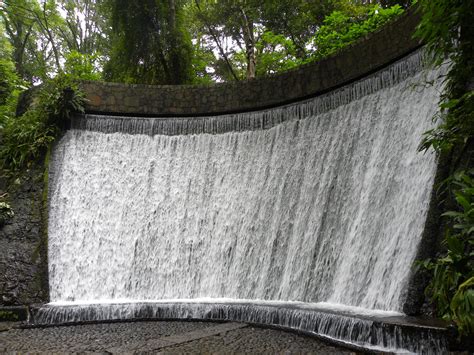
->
[[44, 50, 447, 352]]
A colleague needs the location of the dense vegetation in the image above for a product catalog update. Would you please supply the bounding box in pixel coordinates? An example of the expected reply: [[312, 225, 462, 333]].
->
[[416, 0, 474, 337], [0, 0, 472, 339], [0, 0, 408, 86]]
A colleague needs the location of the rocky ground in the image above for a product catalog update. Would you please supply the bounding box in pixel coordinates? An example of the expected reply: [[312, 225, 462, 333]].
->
[[0, 320, 355, 354]]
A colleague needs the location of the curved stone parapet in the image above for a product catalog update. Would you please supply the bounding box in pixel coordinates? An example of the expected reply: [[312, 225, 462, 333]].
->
[[81, 7, 421, 116]]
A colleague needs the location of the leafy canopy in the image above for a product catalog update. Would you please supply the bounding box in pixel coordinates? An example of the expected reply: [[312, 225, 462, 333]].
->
[[103, 0, 193, 85]]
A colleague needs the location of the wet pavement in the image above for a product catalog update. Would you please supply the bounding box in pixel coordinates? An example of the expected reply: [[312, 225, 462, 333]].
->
[[0, 320, 355, 354]]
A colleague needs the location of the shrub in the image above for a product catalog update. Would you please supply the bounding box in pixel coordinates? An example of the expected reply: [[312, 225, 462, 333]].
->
[[0, 73, 86, 177], [421, 170, 474, 336], [307, 5, 405, 62]]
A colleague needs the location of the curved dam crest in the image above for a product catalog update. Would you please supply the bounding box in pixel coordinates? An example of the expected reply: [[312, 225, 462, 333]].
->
[[48, 50, 443, 314]]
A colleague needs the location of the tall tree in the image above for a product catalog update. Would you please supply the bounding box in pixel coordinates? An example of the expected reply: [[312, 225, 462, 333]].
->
[[0, 0, 70, 82], [104, 0, 193, 85], [258, 0, 346, 60], [1, 0, 108, 83], [193, 0, 261, 80], [57, 0, 109, 56], [0, 0, 39, 80], [192, 0, 346, 80]]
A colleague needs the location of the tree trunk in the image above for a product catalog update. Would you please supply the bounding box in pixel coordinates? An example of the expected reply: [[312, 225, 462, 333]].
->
[[168, 0, 180, 84], [240, 8, 256, 80]]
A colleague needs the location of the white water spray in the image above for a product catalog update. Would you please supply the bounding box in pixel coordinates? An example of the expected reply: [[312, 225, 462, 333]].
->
[[45, 50, 447, 352]]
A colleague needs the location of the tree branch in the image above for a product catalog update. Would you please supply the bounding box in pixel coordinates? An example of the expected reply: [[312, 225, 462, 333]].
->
[[195, 0, 239, 81]]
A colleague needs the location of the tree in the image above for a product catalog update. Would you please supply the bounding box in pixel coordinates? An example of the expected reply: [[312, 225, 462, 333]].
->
[[0, 0, 70, 82], [0, 24, 19, 111], [306, 4, 405, 63], [57, 0, 109, 56], [1, 0, 108, 83], [191, 0, 350, 80], [104, 0, 193, 85], [0, 22, 25, 122], [1, 0, 411, 85], [258, 0, 346, 60], [0, 0, 39, 81], [192, 0, 261, 80]]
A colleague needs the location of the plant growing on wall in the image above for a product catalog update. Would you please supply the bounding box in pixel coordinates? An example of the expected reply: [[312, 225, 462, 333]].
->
[[0, 76, 85, 177], [416, 0, 474, 337], [420, 171, 474, 335]]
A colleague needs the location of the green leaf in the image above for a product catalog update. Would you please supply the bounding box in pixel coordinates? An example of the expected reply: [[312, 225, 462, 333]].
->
[[456, 195, 471, 211], [442, 211, 463, 218], [446, 236, 464, 255]]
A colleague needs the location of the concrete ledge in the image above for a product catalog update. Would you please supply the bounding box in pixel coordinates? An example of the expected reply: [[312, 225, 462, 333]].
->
[[81, 7, 421, 117]]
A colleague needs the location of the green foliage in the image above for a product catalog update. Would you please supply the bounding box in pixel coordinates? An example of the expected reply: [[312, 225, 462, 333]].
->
[[1, 0, 109, 84], [1, 0, 66, 82], [189, 1, 406, 81], [2, 0, 412, 83], [190, 39, 215, 84], [0, 24, 26, 122], [420, 92, 474, 153], [451, 277, 474, 336], [421, 171, 474, 335], [416, 0, 474, 336], [416, 0, 474, 155], [0, 73, 85, 176], [255, 31, 300, 76], [104, 0, 193, 85], [308, 5, 405, 62], [0, 110, 55, 173], [415, 0, 467, 68], [58, 0, 110, 57], [0, 58, 22, 122], [64, 51, 102, 82], [0, 58, 17, 106]]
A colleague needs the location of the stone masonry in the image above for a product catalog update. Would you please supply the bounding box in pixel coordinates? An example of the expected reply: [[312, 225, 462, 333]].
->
[[81, 7, 421, 116]]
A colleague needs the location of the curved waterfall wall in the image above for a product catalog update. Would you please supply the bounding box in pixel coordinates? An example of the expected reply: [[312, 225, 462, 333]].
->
[[43, 49, 448, 352], [49, 50, 443, 308]]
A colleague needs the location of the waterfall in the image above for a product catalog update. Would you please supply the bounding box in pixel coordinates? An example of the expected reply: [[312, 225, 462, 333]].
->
[[44, 50, 447, 352]]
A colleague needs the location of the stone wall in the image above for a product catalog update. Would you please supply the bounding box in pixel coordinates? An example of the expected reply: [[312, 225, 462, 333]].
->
[[0, 167, 48, 307], [82, 8, 421, 116]]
